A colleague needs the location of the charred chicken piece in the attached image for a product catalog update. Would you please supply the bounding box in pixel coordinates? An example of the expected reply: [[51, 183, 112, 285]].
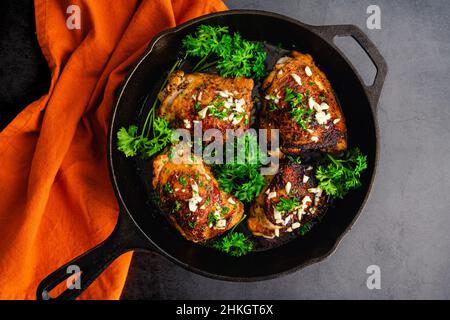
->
[[152, 148, 244, 243], [260, 51, 347, 155], [247, 161, 327, 239], [158, 70, 254, 140]]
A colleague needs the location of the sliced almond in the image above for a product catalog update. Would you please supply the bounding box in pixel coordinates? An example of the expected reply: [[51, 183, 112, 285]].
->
[[285, 182, 292, 194], [308, 97, 315, 109], [274, 210, 282, 221], [284, 215, 291, 225], [302, 196, 312, 205], [268, 191, 277, 199], [198, 106, 210, 119], [305, 66, 313, 77], [291, 73, 302, 86], [216, 219, 227, 229], [315, 111, 331, 125], [320, 102, 330, 110]]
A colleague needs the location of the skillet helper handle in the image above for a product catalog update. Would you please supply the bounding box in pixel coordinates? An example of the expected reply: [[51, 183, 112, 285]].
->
[[313, 24, 388, 107], [36, 210, 145, 300]]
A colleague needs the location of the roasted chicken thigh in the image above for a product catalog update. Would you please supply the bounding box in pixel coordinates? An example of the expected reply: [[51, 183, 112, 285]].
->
[[247, 161, 327, 239], [260, 51, 347, 155], [152, 147, 244, 242], [158, 70, 254, 140]]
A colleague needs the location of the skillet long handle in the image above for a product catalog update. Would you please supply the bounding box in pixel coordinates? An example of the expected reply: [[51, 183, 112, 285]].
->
[[36, 210, 147, 300], [313, 24, 388, 107]]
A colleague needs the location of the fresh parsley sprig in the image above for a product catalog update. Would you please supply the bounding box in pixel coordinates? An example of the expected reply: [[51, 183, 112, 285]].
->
[[299, 222, 313, 236], [212, 215, 253, 257], [316, 148, 368, 199], [117, 118, 172, 158], [214, 134, 267, 202], [116, 58, 182, 158], [212, 232, 253, 257], [183, 25, 267, 80]]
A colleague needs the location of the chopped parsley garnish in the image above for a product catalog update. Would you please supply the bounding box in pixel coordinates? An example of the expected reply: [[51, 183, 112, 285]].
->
[[208, 212, 218, 226], [275, 196, 300, 214], [204, 195, 211, 206], [199, 96, 235, 120], [194, 101, 202, 112], [316, 148, 368, 199], [164, 183, 173, 194], [287, 155, 302, 164], [172, 200, 182, 213], [284, 87, 314, 130], [208, 104, 229, 120], [291, 105, 314, 130], [221, 207, 230, 214], [178, 176, 187, 187], [268, 103, 278, 112], [188, 221, 197, 229], [284, 87, 304, 105]]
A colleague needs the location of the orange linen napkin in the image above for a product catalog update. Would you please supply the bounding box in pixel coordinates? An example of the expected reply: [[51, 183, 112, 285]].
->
[[0, 0, 227, 300]]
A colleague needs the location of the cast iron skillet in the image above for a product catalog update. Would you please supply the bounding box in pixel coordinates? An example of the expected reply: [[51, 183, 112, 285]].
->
[[37, 10, 387, 300]]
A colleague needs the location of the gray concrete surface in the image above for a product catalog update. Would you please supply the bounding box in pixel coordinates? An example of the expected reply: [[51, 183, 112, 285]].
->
[[121, 0, 450, 299]]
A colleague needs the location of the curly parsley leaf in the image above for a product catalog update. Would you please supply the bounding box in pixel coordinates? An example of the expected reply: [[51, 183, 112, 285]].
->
[[117, 125, 140, 157], [182, 25, 267, 80], [214, 134, 267, 202], [217, 164, 265, 202], [117, 59, 181, 159], [212, 232, 253, 257], [117, 117, 173, 159], [182, 25, 229, 57], [316, 148, 368, 199], [275, 197, 300, 214], [299, 222, 313, 236]]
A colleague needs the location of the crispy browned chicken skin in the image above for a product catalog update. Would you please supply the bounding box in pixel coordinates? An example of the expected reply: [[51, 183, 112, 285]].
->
[[260, 51, 347, 155], [248, 161, 327, 239], [152, 148, 244, 243], [158, 70, 254, 140]]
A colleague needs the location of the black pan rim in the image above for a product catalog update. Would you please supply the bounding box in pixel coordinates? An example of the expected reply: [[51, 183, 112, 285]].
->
[[108, 9, 382, 282]]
